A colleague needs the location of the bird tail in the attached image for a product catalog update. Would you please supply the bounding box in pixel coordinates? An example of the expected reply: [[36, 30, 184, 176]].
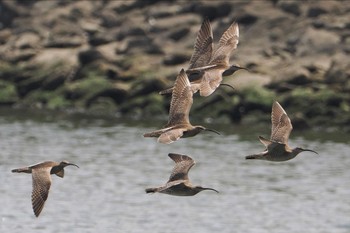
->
[[245, 151, 266, 160], [143, 132, 155, 137], [11, 167, 30, 173], [145, 188, 157, 193], [143, 130, 163, 138], [245, 155, 257, 160], [158, 87, 173, 95]]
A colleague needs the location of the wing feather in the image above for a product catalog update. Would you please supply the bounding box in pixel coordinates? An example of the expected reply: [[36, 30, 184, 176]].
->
[[167, 153, 195, 182], [271, 101, 286, 133], [210, 22, 239, 65], [158, 128, 184, 144], [199, 69, 223, 96], [271, 113, 292, 144], [270, 102, 292, 144], [168, 69, 193, 125], [188, 18, 213, 69], [31, 167, 52, 217]]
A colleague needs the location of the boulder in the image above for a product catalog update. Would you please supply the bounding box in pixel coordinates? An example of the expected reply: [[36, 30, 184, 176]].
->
[[78, 49, 105, 66], [277, 1, 301, 16]]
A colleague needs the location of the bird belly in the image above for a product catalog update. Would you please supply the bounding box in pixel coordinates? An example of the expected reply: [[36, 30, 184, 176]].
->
[[269, 152, 296, 161], [159, 186, 197, 196], [182, 130, 200, 138], [267, 145, 296, 162]]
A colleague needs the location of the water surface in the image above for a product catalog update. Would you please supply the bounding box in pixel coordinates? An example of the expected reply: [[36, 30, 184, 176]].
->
[[0, 109, 349, 233]]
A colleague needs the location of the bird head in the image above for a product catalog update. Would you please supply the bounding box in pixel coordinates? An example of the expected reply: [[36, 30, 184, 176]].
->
[[60, 160, 79, 168], [222, 64, 248, 76]]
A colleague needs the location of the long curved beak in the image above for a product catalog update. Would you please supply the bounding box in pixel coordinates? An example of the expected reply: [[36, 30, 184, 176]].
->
[[202, 187, 219, 193], [220, 83, 235, 90], [222, 65, 248, 76], [204, 128, 221, 135], [68, 163, 80, 168], [302, 149, 318, 155]]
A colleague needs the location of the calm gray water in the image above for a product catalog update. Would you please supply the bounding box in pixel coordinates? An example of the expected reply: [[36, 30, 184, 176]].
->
[[0, 109, 349, 233]]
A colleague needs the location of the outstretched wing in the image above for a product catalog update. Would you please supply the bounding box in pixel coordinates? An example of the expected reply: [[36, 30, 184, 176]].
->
[[210, 22, 239, 66], [168, 69, 193, 126], [270, 101, 292, 144], [259, 136, 272, 147], [167, 153, 195, 182], [158, 128, 185, 144], [31, 167, 52, 217], [188, 18, 213, 69], [199, 69, 223, 96]]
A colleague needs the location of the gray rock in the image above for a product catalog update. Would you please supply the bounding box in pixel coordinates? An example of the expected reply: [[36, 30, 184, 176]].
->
[[15, 32, 41, 49], [78, 49, 105, 66], [307, 6, 327, 18], [237, 13, 258, 26], [278, 1, 301, 16], [163, 53, 188, 66], [116, 27, 146, 41], [86, 88, 128, 107], [17, 77, 45, 97], [42, 75, 65, 91], [168, 27, 190, 41], [45, 36, 83, 48], [298, 27, 340, 55], [181, 2, 232, 21]]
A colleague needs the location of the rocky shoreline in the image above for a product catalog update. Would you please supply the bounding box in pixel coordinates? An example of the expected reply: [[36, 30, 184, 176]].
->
[[0, 0, 349, 130]]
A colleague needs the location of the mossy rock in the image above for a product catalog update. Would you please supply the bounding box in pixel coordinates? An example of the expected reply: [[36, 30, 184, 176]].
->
[[119, 93, 166, 117], [191, 93, 239, 121], [286, 87, 314, 107], [85, 97, 118, 115], [287, 87, 346, 107], [129, 76, 168, 98], [17, 76, 46, 97], [313, 88, 346, 107], [46, 94, 71, 110], [66, 73, 112, 107], [0, 62, 31, 83], [0, 80, 19, 104], [242, 86, 275, 108], [282, 87, 349, 126], [21, 89, 71, 110]]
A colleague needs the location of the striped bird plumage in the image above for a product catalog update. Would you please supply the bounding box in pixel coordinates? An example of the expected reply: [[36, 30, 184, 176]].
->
[[12, 160, 79, 217], [145, 153, 219, 196], [246, 101, 318, 161], [144, 69, 220, 144]]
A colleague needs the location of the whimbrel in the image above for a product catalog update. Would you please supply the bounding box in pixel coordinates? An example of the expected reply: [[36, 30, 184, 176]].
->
[[145, 153, 219, 196], [143, 69, 220, 144], [12, 160, 79, 217], [246, 101, 318, 161], [159, 19, 244, 96]]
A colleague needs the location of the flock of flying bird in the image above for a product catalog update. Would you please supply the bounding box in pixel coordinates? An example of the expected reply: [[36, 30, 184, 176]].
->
[[11, 19, 318, 217]]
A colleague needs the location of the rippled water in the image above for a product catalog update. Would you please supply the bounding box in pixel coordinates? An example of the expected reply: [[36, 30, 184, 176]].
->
[[0, 109, 349, 233]]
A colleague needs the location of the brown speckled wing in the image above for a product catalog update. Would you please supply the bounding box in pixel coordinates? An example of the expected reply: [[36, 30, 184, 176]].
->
[[210, 22, 239, 66], [271, 113, 292, 144], [167, 153, 195, 182], [270, 102, 292, 144], [188, 18, 213, 69], [199, 69, 223, 96], [31, 167, 52, 217], [158, 128, 184, 144], [271, 101, 286, 134], [259, 136, 272, 147], [168, 69, 193, 126]]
